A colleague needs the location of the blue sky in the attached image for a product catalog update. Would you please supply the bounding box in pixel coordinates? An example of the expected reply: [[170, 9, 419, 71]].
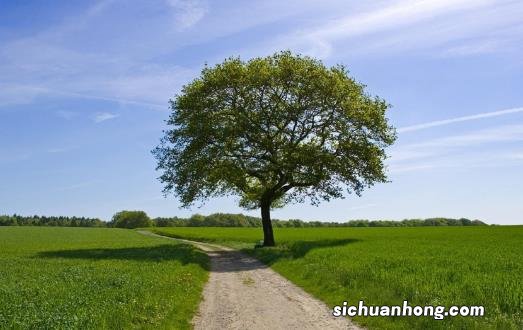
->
[[1, 0, 522, 224]]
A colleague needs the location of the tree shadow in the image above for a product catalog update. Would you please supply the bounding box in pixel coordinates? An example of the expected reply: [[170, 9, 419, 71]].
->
[[206, 250, 270, 272], [246, 238, 360, 266], [36, 244, 210, 270], [183, 239, 359, 273], [36, 238, 359, 274]]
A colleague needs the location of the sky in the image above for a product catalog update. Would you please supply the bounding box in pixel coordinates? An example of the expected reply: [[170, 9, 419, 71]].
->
[[1, 0, 522, 224]]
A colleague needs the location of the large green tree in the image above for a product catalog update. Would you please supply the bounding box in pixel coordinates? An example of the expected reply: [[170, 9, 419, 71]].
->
[[153, 51, 396, 246], [111, 210, 152, 229]]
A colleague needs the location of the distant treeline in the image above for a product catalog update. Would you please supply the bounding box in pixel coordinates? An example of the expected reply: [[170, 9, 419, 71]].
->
[[0, 212, 487, 228], [0, 214, 105, 227], [153, 213, 487, 227]]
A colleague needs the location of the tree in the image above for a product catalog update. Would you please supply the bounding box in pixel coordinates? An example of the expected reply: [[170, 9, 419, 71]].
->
[[153, 51, 396, 246], [111, 210, 152, 229]]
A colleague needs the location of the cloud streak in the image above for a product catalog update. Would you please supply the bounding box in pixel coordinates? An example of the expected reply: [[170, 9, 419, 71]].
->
[[93, 112, 119, 123], [388, 124, 523, 173], [167, 0, 208, 30], [308, 0, 489, 40], [389, 149, 523, 173], [265, 0, 523, 58], [348, 203, 377, 211], [397, 107, 523, 133], [47, 147, 76, 153], [51, 181, 94, 192]]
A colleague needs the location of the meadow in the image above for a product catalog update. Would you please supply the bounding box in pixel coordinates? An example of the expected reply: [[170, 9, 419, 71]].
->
[[0, 227, 209, 329], [150, 226, 523, 329]]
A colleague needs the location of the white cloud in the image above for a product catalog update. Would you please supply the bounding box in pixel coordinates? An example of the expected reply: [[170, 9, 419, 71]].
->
[[309, 0, 490, 40], [264, 0, 523, 58], [388, 124, 523, 173], [0, 1, 198, 109], [389, 149, 523, 173], [0, 84, 48, 107], [167, 0, 208, 30], [412, 124, 523, 148], [389, 163, 438, 173], [47, 147, 75, 153], [397, 107, 523, 133], [392, 124, 523, 160], [1, 0, 522, 111], [439, 40, 499, 57], [93, 112, 119, 123], [55, 110, 77, 120], [52, 182, 94, 192], [348, 203, 377, 211], [509, 152, 523, 160], [0, 60, 191, 109], [0, 150, 32, 164], [86, 66, 195, 106]]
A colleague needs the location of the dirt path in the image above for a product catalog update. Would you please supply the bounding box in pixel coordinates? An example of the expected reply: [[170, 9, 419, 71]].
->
[[139, 231, 360, 330]]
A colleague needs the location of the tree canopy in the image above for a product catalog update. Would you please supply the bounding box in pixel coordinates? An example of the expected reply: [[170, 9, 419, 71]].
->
[[111, 210, 152, 229], [154, 51, 396, 246]]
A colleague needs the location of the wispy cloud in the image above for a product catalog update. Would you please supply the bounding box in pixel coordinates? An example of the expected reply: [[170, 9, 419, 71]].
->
[[510, 152, 523, 160], [308, 0, 488, 40], [389, 149, 523, 173], [439, 39, 499, 57], [52, 181, 94, 192], [349, 203, 377, 211], [46, 147, 76, 153], [55, 110, 77, 120], [0, 1, 198, 109], [93, 112, 119, 123], [265, 0, 523, 58], [411, 124, 523, 148], [392, 124, 523, 159], [397, 107, 523, 133], [167, 0, 208, 30], [0, 84, 48, 107], [389, 124, 523, 173], [3, 0, 519, 112], [0, 151, 32, 164]]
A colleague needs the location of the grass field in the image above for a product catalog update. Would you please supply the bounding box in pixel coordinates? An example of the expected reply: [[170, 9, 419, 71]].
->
[[0, 227, 209, 329], [151, 226, 523, 329]]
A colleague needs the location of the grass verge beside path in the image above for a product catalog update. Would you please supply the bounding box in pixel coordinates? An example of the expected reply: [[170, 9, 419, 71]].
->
[[150, 226, 523, 329], [0, 227, 209, 329]]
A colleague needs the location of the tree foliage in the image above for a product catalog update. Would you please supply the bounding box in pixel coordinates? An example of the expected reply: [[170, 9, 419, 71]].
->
[[110, 210, 152, 229], [154, 51, 396, 245]]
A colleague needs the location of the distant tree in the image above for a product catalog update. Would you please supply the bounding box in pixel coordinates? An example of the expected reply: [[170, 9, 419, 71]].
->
[[149, 213, 487, 228], [188, 214, 206, 227], [153, 51, 396, 246], [154, 216, 185, 227], [111, 211, 152, 229], [0, 214, 105, 227], [0, 215, 17, 226]]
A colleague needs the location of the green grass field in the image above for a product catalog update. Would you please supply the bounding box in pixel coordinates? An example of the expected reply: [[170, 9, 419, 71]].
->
[[0, 227, 209, 329], [151, 226, 523, 329]]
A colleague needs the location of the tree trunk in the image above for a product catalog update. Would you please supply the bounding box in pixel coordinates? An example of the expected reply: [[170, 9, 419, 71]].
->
[[260, 201, 275, 246]]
